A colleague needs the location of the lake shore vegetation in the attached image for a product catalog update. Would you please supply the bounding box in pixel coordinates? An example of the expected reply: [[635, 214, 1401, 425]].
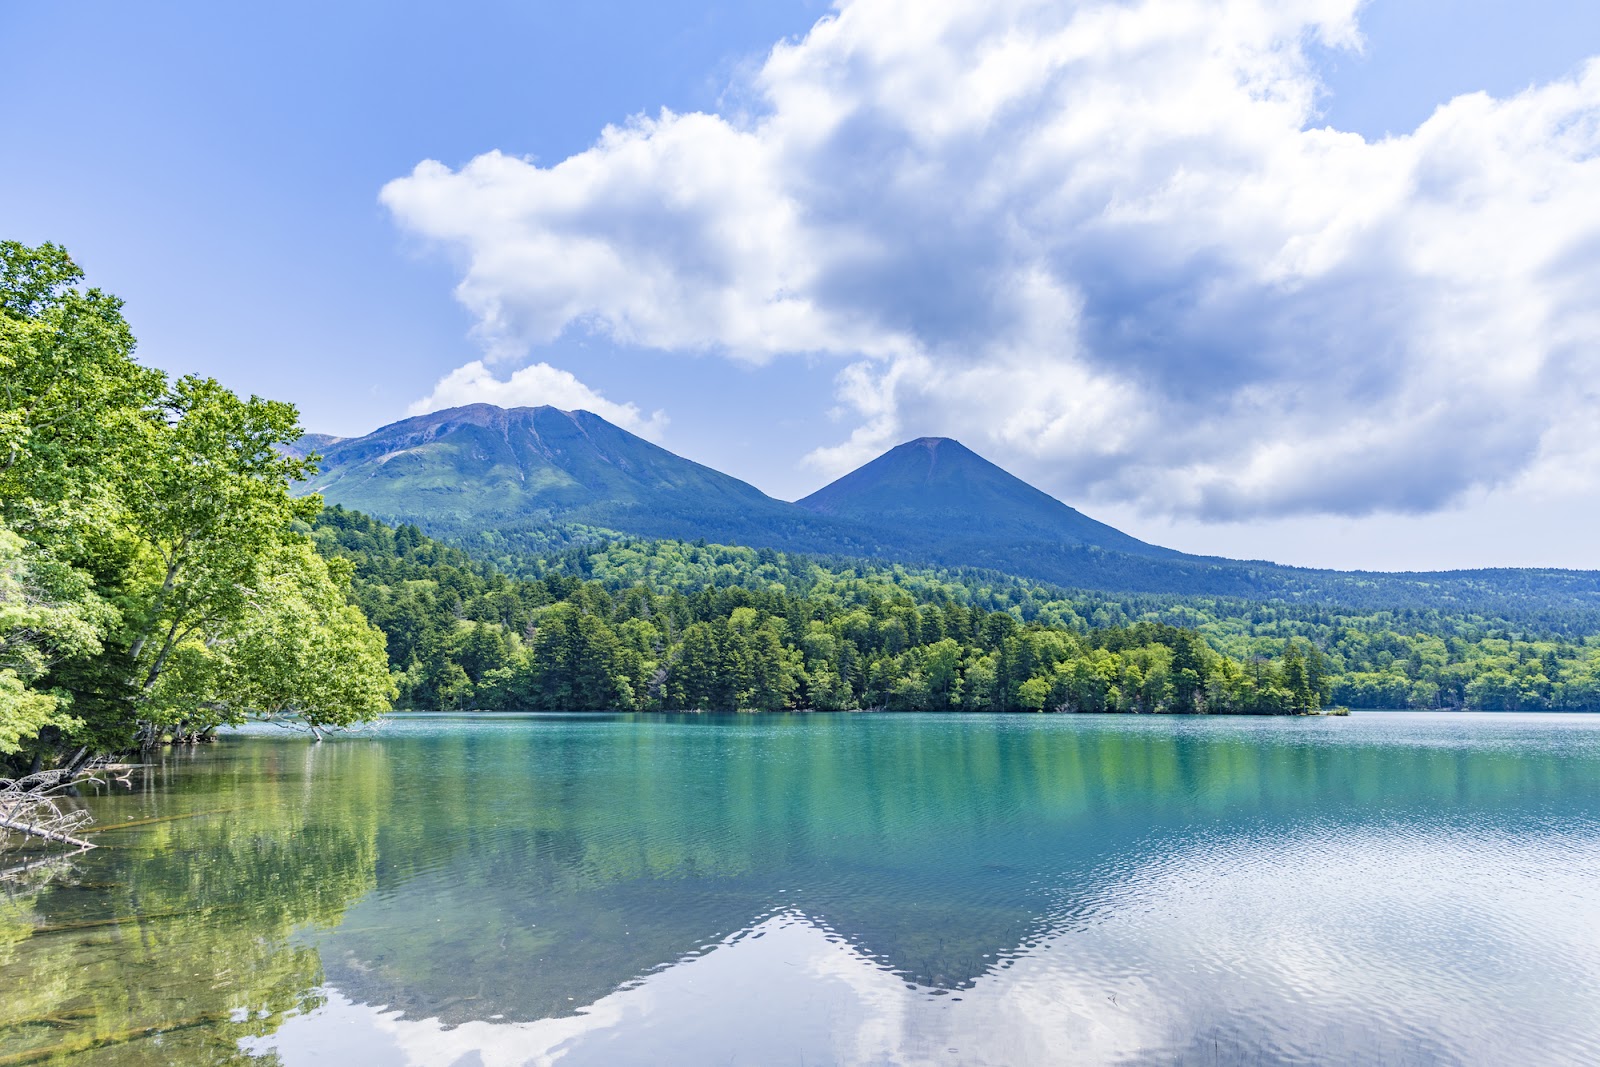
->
[[313, 508, 1600, 715], [0, 241, 394, 774], [314, 507, 1331, 715]]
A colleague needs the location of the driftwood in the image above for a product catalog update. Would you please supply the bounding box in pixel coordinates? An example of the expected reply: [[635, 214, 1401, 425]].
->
[[0, 770, 98, 851], [81, 807, 234, 835]]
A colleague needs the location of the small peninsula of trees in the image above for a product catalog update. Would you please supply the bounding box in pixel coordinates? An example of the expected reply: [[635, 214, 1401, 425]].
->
[[0, 241, 394, 771]]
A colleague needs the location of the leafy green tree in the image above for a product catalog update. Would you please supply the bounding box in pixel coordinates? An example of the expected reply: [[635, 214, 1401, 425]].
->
[[0, 528, 114, 752], [153, 543, 396, 737], [525, 604, 631, 709], [458, 621, 514, 685], [0, 242, 164, 545], [117, 376, 327, 739], [1017, 676, 1051, 711], [0, 241, 395, 760], [923, 638, 964, 710], [744, 623, 797, 709], [1169, 631, 1209, 712]]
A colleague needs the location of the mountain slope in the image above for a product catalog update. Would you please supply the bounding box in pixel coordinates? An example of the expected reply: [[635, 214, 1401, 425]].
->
[[798, 437, 1175, 558], [298, 406, 1184, 567], [299, 404, 855, 548], [296, 405, 1600, 616], [287, 432, 344, 460]]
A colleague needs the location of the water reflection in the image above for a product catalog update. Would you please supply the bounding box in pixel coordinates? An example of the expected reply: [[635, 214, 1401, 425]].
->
[[2, 713, 1598, 1064], [0, 742, 387, 1064], [259, 825, 1600, 1066]]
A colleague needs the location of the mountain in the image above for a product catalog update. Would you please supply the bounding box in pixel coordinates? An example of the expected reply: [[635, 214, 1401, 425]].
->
[[298, 404, 1179, 566], [797, 436, 1175, 558], [297, 404, 1600, 617], [297, 404, 855, 549]]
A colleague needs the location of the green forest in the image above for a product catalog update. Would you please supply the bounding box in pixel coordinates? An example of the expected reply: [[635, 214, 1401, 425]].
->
[[313, 507, 1331, 715], [314, 508, 1600, 716], [526, 535, 1600, 712]]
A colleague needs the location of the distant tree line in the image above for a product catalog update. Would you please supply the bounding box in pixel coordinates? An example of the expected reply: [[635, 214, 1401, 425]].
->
[[427, 512, 1600, 631], [314, 508, 1329, 714], [520, 534, 1600, 712], [317, 510, 1600, 714]]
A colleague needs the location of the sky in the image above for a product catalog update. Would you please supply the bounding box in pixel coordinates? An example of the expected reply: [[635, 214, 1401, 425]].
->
[[5, 0, 1600, 572]]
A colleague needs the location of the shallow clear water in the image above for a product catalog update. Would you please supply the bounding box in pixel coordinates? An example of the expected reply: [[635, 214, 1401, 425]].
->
[[3, 712, 1599, 1065]]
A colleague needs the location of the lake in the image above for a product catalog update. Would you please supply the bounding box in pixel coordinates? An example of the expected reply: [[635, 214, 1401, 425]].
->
[[3, 712, 1599, 1065]]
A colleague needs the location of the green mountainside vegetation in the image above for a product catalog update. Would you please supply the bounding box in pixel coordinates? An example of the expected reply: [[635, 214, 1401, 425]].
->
[[315, 504, 1600, 714], [311, 507, 1331, 715], [299, 404, 865, 553], [0, 241, 394, 770], [529, 537, 1600, 711]]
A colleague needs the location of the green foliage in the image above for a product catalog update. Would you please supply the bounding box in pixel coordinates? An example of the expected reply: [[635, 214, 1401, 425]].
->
[[152, 542, 396, 736], [312, 507, 1320, 714], [532, 536, 1600, 712], [0, 528, 117, 752], [0, 240, 163, 555], [0, 240, 393, 764], [315, 511, 1600, 714]]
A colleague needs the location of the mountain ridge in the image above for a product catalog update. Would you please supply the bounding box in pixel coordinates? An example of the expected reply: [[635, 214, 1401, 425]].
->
[[298, 403, 872, 551], [294, 403, 1600, 613], [298, 403, 1186, 566]]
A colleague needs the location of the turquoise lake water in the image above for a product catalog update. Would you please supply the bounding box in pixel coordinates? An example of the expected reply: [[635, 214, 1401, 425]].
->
[[3, 711, 1599, 1065]]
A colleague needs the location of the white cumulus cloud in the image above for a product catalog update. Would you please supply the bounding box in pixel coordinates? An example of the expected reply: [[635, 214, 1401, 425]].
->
[[408, 360, 669, 440], [382, 0, 1600, 520]]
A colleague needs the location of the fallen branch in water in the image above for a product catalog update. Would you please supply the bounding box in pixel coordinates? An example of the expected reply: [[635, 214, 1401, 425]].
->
[[80, 807, 235, 835], [0, 816, 94, 850], [0, 771, 98, 851], [0, 848, 87, 892]]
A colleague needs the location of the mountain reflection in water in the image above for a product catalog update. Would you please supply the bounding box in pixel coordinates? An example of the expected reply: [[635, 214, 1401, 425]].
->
[[3, 712, 1599, 1065]]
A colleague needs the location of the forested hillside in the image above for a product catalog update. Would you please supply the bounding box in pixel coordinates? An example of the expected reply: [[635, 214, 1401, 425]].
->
[[310, 507, 1330, 715], [313, 508, 1600, 713], [449, 521, 1600, 628], [561, 539, 1600, 710]]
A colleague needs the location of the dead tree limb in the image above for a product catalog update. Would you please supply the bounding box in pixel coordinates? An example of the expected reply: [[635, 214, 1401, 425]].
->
[[0, 771, 98, 851]]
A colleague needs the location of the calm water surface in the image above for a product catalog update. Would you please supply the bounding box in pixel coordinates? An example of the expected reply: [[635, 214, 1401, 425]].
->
[[3, 712, 1599, 1065]]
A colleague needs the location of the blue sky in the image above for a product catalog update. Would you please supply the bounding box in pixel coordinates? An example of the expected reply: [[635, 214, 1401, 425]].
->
[[5, 1, 1600, 570]]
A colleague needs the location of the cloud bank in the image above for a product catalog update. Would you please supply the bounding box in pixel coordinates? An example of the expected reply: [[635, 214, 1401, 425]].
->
[[382, 0, 1600, 519], [408, 360, 669, 440]]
